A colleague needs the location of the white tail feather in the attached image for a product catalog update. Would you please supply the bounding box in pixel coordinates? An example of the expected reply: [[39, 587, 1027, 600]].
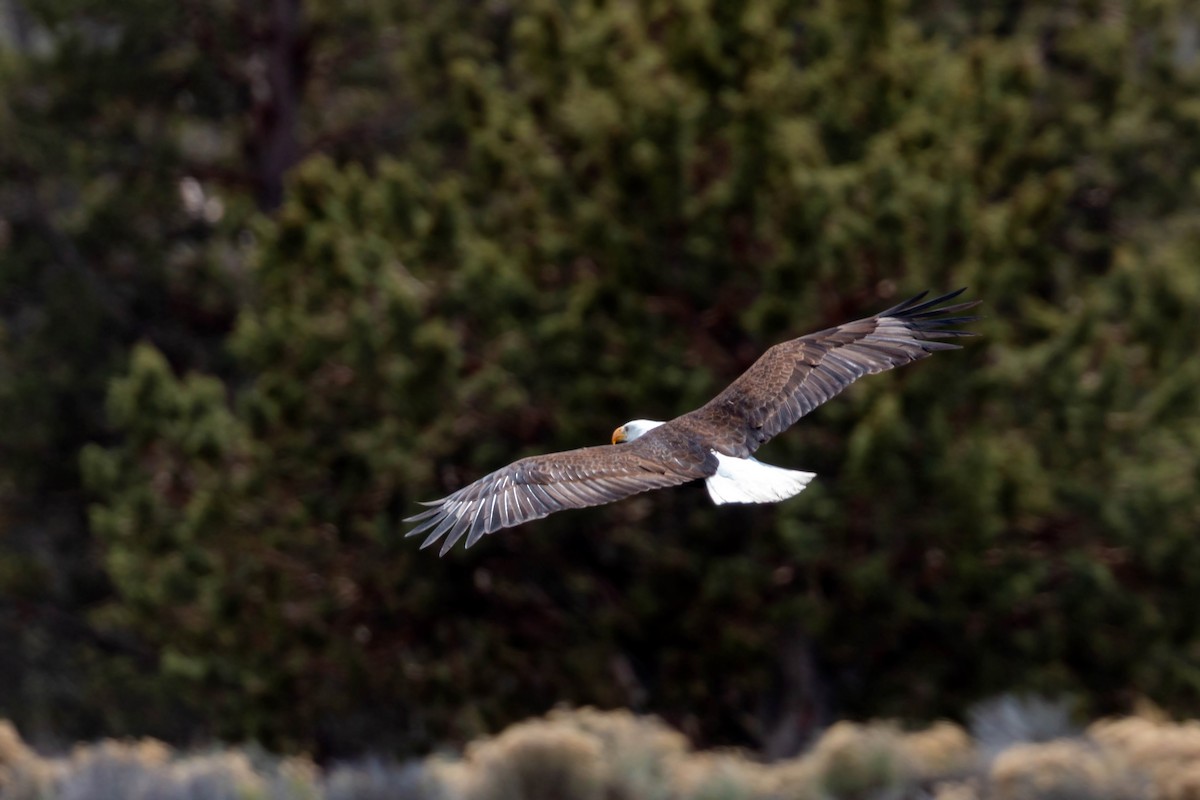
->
[[705, 452, 816, 505]]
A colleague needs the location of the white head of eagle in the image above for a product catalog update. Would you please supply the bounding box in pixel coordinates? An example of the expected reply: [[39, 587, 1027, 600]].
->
[[611, 419, 665, 444]]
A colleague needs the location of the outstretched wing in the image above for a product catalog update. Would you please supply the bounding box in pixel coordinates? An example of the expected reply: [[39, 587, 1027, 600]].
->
[[405, 437, 710, 556], [675, 289, 979, 458]]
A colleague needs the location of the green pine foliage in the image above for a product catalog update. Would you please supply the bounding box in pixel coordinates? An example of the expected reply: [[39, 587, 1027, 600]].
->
[[75, 0, 1200, 753], [0, 0, 248, 740], [0, 0, 431, 740]]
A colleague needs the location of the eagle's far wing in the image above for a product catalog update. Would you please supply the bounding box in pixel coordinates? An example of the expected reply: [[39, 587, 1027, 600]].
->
[[404, 439, 709, 556], [679, 289, 979, 458]]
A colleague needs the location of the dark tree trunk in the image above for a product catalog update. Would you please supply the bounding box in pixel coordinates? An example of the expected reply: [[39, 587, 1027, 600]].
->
[[249, 0, 303, 212]]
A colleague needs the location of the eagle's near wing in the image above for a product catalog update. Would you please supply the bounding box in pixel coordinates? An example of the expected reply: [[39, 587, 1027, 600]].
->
[[674, 289, 979, 458], [404, 437, 712, 556]]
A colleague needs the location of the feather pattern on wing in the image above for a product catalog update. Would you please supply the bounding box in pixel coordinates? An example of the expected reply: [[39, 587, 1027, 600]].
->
[[673, 289, 980, 457], [404, 431, 715, 555]]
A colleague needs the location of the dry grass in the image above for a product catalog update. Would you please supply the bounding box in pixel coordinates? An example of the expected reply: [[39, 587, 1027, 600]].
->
[[1087, 716, 1200, 800], [6, 703, 1200, 799], [988, 739, 1142, 800]]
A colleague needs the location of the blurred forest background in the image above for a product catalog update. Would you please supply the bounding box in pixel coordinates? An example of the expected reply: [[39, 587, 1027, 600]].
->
[[2, 0, 1200, 765]]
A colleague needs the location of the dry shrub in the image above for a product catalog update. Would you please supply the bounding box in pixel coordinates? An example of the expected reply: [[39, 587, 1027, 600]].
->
[[988, 739, 1143, 800], [18, 708, 1200, 800], [671, 751, 776, 800], [1159, 765, 1200, 800], [1089, 716, 1200, 773], [57, 737, 171, 800], [424, 757, 477, 799], [547, 707, 688, 757], [900, 721, 976, 777], [1089, 716, 1200, 799], [0, 720, 66, 800], [132, 749, 264, 799], [460, 716, 607, 800], [547, 707, 686, 800], [0, 762, 66, 800], [930, 780, 982, 800], [0, 721, 35, 769], [326, 757, 449, 800], [806, 721, 915, 798], [0, 720, 319, 800], [268, 755, 322, 800], [672, 718, 977, 800], [760, 757, 825, 800]]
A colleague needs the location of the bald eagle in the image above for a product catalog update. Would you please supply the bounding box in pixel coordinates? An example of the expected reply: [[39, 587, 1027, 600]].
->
[[406, 289, 978, 555]]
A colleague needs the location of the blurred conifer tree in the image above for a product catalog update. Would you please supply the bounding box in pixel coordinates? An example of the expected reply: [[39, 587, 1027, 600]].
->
[[10, 0, 1200, 755], [0, 0, 417, 741]]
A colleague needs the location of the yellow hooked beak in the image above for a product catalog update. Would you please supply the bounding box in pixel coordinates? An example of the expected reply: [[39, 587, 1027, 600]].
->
[[612, 425, 627, 445]]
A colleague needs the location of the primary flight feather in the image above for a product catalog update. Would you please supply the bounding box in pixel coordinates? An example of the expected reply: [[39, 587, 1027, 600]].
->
[[406, 289, 979, 555]]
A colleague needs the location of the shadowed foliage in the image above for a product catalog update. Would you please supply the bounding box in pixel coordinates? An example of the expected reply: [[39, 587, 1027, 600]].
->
[[1, 0, 1199, 757]]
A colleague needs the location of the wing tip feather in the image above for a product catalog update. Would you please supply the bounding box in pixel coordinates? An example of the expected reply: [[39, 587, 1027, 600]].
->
[[883, 287, 970, 318], [402, 507, 440, 524], [882, 289, 981, 342]]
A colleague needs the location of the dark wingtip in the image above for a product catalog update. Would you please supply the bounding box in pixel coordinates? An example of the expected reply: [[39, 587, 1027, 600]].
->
[[887, 288, 968, 317], [885, 289, 981, 333], [879, 290, 931, 317]]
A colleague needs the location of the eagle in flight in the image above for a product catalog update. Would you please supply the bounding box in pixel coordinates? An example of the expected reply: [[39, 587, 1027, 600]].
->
[[406, 289, 978, 555]]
